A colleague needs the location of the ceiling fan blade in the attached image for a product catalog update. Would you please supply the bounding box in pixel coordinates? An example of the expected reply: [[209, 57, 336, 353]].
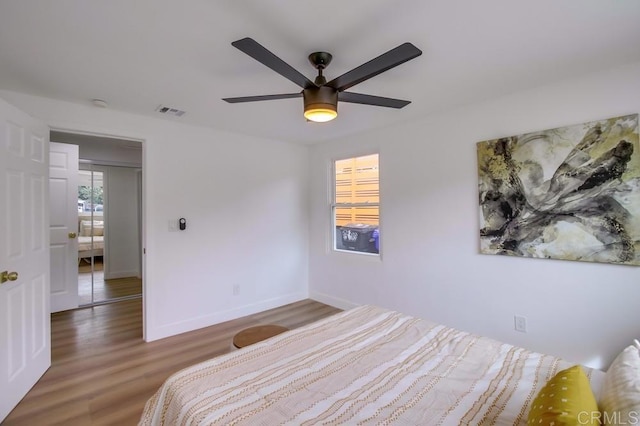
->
[[338, 92, 411, 109], [222, 93, 302, 103], [231, 38, 316, 89], [327, 43, 422, 92]]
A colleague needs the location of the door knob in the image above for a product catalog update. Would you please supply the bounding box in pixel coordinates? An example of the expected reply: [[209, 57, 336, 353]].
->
[[1, 271, 18, 284], [68, 232, 77, 239]]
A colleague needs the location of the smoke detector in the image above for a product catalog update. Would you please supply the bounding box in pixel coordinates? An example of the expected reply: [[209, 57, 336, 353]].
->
[[91, 99, 108, 108]]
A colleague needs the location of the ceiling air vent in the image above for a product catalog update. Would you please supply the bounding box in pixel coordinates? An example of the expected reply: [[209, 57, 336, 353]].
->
[[155, 105, 186, 117]]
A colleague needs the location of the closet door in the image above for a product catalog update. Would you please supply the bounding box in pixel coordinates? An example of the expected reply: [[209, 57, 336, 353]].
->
[[77, 167, 104, 305]]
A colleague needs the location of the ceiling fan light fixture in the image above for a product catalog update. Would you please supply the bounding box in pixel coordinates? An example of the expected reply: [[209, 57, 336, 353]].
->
[[303, 86, 338, 123], [304, 107, 337, 123]]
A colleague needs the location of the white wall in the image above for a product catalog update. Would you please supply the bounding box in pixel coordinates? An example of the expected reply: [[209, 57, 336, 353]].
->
[[309, 61, 640, 371], [0, 90, 310, 341]]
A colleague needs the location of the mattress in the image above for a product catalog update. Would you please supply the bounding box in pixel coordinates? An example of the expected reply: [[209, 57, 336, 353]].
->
[[140, 305, 604, 425]]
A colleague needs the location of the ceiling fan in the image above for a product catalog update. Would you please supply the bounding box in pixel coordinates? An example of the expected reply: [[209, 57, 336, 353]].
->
[[222, 37, 422, 123]]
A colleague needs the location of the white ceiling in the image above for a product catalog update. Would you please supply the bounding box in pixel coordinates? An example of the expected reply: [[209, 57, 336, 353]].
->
[[1, 1, 639, 145]]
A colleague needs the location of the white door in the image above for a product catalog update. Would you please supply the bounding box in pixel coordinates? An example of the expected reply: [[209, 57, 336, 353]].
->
[[49, 142, 79, 312], [0, 98, 51, 421]]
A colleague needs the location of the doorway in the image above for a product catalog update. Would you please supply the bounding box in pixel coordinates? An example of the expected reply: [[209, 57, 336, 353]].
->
[[50, 131, 144, 308]]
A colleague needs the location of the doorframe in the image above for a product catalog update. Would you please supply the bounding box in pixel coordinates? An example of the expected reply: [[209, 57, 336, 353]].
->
[[49, 127, 147, 339]]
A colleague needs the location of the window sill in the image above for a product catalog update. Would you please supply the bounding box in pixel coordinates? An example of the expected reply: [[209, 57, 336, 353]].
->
[[331, 248, 382, 262]]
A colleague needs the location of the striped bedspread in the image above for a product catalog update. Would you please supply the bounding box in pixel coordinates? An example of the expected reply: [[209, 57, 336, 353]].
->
[[140, 305, 603, 425]]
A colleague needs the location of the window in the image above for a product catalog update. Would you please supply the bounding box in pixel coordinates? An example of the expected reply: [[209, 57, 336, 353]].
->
[[332, 153, 379, 254]]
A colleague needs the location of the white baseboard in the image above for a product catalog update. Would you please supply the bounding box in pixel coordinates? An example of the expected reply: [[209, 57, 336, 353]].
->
[[145, 292, 308, 342], [104, 270, 139, 280], [309, 291, 360, 311]]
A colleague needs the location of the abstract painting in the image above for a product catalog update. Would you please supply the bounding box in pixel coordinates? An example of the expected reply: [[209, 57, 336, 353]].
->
[[477, 114, 640, 266]]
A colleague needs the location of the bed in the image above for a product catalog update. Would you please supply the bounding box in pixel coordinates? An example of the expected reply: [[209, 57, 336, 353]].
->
[[140, 305, 609, 425], [77, 217, 104, 262]]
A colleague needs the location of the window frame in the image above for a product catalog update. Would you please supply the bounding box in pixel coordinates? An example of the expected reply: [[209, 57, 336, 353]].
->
[[330, 152, 380, 256]]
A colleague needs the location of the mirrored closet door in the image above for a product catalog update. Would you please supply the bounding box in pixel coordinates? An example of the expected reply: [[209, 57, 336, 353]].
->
[[78, 164, 142, 306], [77, 167, 104, 305]]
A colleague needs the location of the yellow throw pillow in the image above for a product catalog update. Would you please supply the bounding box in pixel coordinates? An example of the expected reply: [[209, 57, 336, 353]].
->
[[527, 365, 600, 425]]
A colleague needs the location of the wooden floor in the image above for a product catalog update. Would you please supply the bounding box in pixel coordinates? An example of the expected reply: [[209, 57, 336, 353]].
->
[[4, 299, 341, 425], [78, 257, 142, 304]]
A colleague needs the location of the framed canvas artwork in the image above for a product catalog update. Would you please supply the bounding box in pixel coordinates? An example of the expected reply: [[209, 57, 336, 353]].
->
[[477, 114, 640, 266]]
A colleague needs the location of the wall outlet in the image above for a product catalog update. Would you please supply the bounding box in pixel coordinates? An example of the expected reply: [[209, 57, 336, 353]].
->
[[514, 315, 527, 333], [233, 284, 240, 296]]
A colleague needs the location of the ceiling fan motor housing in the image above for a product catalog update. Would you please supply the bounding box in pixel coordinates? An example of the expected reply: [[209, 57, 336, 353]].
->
[[303, 86, 338, 114]]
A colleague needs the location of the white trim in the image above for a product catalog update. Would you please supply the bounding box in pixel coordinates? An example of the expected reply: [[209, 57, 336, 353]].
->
[[79, 158, 142, 168], [145, 292, 308, 342], [49, 126, 144, 143], [310, 291, 360, 311], [330, 153, 380, 256], [103, 270, 140, 280], [330, 149, 381, 164]]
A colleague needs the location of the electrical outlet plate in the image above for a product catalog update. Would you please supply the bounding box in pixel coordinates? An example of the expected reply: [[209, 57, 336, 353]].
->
[[514, 315, 527, 333]]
